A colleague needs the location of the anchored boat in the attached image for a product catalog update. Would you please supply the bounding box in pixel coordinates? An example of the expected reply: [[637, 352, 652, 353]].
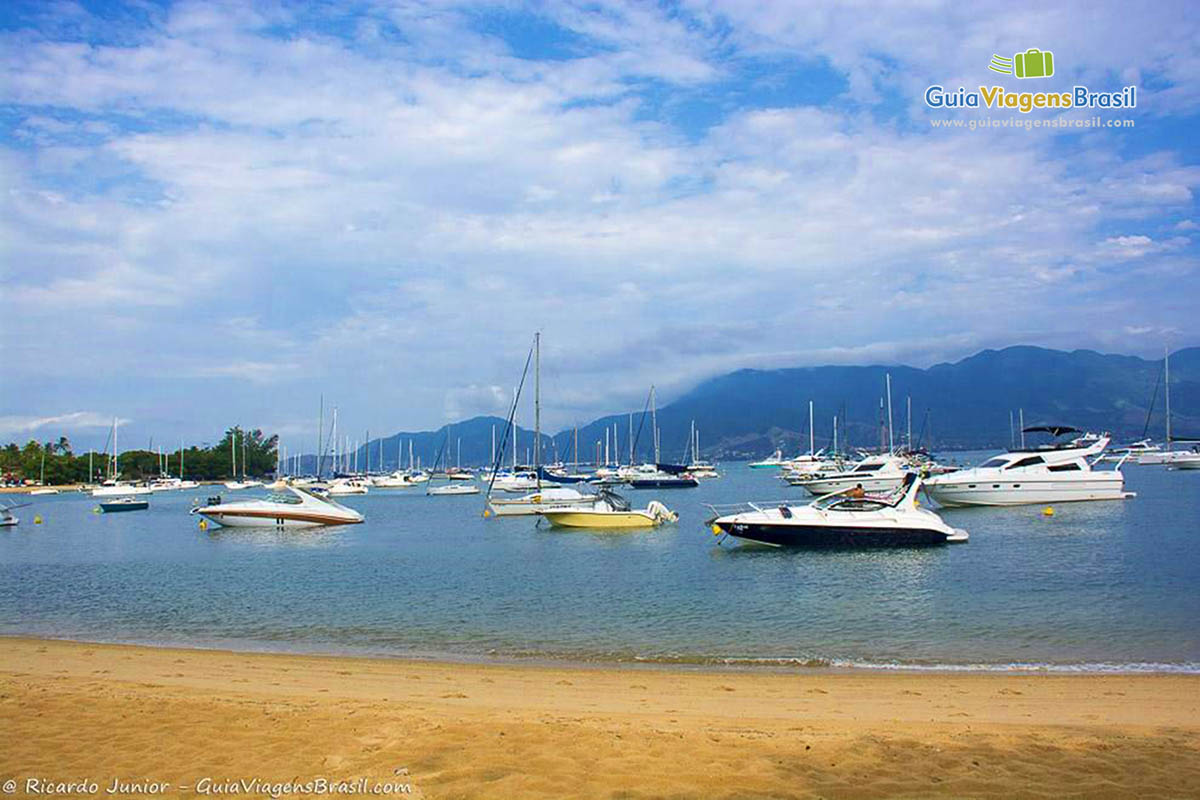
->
[[539, 490, 678, 529], [708, 473, 967, 548], [190, 486, 364, 528]]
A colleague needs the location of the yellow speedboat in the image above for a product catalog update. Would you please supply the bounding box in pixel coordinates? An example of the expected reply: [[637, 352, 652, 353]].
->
[[540, 491, 677, 529]]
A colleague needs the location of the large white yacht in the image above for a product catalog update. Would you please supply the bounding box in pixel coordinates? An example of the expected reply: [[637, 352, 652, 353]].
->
[[789, 454, 911, 496], [924, 427, 1132, 507]]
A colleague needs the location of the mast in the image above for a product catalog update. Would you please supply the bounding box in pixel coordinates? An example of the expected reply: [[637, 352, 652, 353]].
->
[[885, 373, 894, 455], [573, 425, 578, 471], [906, 395, 912, 452], [230, 428, 236, 480], [1019, 409, 1026, 449], [180, 438, 184, 480], [1009, 410, 1015, 449], [491, 424, 496, 466], [808, 400, 815, 456], [651, 385, 659, 463], [112, 417, 118, 480], [512, 387, 518, 470], [628, 413, 633, 466], [317, 395, 324, 479], [833, 415, 838, 456], [1165, 346, 1172, 452], [534, 332, 541, 479]]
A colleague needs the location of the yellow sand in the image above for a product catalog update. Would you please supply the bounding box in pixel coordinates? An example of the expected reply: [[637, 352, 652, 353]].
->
[[2, 637, 1198, 798]]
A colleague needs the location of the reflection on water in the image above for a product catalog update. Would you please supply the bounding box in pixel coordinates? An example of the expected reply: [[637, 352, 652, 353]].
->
[[1, 460, 1198, 670]]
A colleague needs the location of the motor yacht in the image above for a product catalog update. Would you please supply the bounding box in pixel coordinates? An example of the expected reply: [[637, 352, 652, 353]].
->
[[923, 427, 1132, 506], [707, 473, 967, 547], [487, 486, 599, 517], [427, 483, 480, 496], [790, 454, 910, 496], [191, 486, 364, 528], [539, 490, 677, 529], [326, 477, 370, 495], [627, 463, 699, 489]]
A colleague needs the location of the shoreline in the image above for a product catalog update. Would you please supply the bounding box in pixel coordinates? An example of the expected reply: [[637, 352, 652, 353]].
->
[[5, 632, 1198, 676], [3, 636, 1199, 798]]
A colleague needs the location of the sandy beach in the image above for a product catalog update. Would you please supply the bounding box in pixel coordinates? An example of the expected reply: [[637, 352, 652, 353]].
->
[[0, 638, 1197, 798]]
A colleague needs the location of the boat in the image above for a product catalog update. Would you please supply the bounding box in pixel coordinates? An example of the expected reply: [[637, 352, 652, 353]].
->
[[627, 463, 699, 489], [29, 488, 59, 496], [0, 501, 25, 527], [923, 427, 1132, 507], [789, 454, 911, 496], [326, 477, 370, 495], [488, 486, 599, 516], [99, 496, 150, 513], [92, 480, 152, 497], [427, 483, 480, 495], [707, 473, 967, 547], [373, 471, 426, 488], [749, 450, 787, 469], [491, 469, 543, 493], [539, 490, 678, 529], [190, 486, 364, 528]]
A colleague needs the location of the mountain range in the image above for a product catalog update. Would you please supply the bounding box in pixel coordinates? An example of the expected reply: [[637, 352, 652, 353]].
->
[[318, 345, 1198, 471]]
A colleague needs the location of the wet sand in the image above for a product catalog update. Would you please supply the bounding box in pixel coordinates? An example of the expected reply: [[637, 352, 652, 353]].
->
[[1, 637, 1198, 798]]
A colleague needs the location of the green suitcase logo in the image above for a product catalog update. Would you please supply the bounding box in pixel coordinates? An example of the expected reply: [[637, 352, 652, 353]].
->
[[988, 48, 1055, 79]]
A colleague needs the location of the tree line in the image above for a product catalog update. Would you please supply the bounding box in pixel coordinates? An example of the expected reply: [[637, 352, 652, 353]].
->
[[0, 427, 279, 486]]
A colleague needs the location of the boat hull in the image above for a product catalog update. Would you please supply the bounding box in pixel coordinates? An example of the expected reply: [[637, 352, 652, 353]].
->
[[541, 510, 660, 528], [716, 520, 961, 547], [926, 477, 1128, 507], [628, 478, 699, 489], [92, 485, 152, 497], [100, 501, 149, 512], [195, 509, 360, 528], [798, 474, 907, 496]]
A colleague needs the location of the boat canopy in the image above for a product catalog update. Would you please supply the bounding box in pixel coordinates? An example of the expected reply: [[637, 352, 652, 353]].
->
[[1022, 425, 1080, 437]]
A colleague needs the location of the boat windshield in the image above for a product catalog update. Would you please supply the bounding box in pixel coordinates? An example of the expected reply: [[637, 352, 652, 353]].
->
[[266, 492, 302, 504], [853, 462, 884, 472], [979, 457, 1010, 468]]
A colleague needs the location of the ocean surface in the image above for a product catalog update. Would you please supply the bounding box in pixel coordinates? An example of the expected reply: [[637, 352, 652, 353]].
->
[[2, 457, 1198, 672]]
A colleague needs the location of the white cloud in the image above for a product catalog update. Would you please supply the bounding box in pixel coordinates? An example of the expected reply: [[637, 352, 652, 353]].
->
[[0, 1, 1197, 444], [0, 412, 129, 438]]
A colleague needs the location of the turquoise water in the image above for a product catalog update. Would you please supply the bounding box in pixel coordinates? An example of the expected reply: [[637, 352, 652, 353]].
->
[[1, 460, 1198, 671]]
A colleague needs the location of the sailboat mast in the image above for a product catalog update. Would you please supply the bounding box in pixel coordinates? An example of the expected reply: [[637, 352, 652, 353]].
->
[[651, 385, 659, 463], [231, 428, 236, 479], [1165, 346, 1172, 452], [317, 395, 324, 480], [1019, 409, 1026, 449], [808, 400, 814, 456], [534, 332, 541, 474], [906, 396, 912, 451], [885, 374, 894, 455], [833, 415, 838, 456]]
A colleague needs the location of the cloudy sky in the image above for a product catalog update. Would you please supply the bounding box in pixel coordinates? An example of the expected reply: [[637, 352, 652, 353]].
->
[[2, 0, 1198, 452]]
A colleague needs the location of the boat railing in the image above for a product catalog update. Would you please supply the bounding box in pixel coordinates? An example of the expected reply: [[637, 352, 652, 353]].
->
[[703, 500, 795, 518]]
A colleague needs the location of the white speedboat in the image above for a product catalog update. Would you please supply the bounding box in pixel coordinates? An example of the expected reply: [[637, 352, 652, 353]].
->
[[191, 486, 364, 528], [223, 480, 251, 490], [924, 427, 1131, 507], [709, 474, 966, 547], [92, 481, 152, 497], [373, 471, 424, 488], [326, 478, 370, 495], [427, 483, 480, 496], [539, 491, 677, 529], [487, 486, 599, 517], [748, 450, 787, 469], [29, 487, 59, 496], [490, 470, 543, 493], [0, 501, 23, 527], [790, 454, 910, 496]]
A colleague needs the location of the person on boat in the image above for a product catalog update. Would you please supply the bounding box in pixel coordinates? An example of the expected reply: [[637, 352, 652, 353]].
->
[[849, 483, 866, 499]]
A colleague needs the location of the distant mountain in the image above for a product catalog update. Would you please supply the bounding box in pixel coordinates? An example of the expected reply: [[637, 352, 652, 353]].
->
[[334, 346, 1198, 468], [554, 346, 1200, 460]]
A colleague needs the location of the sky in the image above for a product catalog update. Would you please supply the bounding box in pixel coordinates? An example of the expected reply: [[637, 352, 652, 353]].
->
[[1, 0, 1198, 453]]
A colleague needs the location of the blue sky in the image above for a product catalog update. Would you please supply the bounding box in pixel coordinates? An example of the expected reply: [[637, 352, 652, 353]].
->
[[1, 0, 1198, 452]]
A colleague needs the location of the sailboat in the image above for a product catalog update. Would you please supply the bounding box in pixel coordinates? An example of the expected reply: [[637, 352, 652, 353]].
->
[[29, 449, 59, 495], [92, 418, 151, 496], [1138, 348, 1193, 465], [427, 433, 479, 495]]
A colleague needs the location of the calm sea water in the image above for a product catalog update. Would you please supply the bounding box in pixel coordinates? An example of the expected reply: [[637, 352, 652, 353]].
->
[[2, 458, 1198, 672]]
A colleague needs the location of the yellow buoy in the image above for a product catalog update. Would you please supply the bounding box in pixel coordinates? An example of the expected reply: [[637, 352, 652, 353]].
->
[[482, 508, 491, 518], [92, 507, 101, 514], [198, 519, 208, 530], [1042, 506, 1055, 517], [33, 515, 43, 524], [711, 523, 723, 536]]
